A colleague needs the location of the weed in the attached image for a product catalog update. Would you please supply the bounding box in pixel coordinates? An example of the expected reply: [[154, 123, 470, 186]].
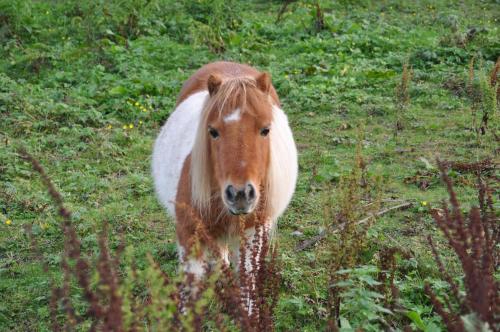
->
[[394, 62, 412, 133], [465, 58, 499, 138], [425, 160, 499, 331]]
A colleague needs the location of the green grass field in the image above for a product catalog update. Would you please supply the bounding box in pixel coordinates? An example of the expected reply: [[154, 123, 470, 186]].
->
[[0, 0, 498, 330]]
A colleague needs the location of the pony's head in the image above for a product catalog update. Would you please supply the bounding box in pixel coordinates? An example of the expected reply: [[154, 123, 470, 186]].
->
[[191, 73, 274, 215]]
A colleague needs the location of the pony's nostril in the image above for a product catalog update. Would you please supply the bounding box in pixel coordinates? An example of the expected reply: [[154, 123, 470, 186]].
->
[[225, 185, 236, 203], [246, 184, 256, 201]]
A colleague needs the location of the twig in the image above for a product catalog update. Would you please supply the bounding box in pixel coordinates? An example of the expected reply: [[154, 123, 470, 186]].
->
[[275, 0, 295, 24], [296, 202, 413, 251]]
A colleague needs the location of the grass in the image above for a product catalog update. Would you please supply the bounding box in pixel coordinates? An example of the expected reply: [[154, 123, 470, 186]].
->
[[0, 0, 498, 330]]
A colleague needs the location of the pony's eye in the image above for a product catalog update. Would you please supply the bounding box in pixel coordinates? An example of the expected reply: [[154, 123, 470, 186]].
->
[[208, 127, 220, 139], [260, 127, 270, 137]]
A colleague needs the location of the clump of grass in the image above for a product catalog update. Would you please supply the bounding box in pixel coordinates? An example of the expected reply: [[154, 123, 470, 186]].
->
[[185, 0, 241, 53], [394, 62, 412, 133], [425, 160, 499, 331], [438, 15, 480, 49], [19, 148, 281, 331]]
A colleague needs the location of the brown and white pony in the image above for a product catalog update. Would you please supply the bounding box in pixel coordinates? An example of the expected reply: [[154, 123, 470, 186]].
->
[[152, 61, 297, 281]]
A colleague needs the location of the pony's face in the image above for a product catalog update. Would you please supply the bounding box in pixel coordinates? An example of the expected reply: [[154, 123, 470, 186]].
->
[[206, 74, 273, 215]]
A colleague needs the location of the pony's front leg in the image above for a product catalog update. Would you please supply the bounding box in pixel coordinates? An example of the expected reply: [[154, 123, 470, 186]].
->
[[178, 244, 208, 279], [230, 225, 269, 316], [178, 242, 229, 308], [177, 245, 209, 312]]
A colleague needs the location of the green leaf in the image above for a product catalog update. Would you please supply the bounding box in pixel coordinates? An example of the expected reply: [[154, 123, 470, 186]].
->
[[407, 311, 426, 331], [109, 85, 127, 96], [425, 322, 441, 332], [339, 317, 351, 328]]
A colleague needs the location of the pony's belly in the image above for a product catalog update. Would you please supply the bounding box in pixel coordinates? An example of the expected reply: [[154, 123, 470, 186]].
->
[[152, 91, 209, 217]]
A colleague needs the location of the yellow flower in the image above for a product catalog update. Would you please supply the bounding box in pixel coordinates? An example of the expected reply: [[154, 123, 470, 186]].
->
[[134, 102, 139, 107], [129, 124, 134, 129], [421, 201, 428, 206], [5, 219, 12, 225], [107, 124, 112, 129], [139, 120, 143, 124]]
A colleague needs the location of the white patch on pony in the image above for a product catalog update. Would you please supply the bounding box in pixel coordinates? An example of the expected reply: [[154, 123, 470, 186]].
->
[[152, 91, 209, 216], [267, 105, 298, 231], [184, 258, 206, 279], [177, 245, 185, 261], [227, 235, 240, 268], [179, 245, 208, 280], [223, 107, 241, 123]]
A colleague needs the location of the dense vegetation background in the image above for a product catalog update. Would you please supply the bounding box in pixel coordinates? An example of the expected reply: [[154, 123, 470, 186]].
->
[[0, 0, 498, 331]]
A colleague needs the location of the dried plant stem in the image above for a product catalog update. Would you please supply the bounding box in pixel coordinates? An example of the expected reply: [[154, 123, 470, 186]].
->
[[424, 160, 499, 331]]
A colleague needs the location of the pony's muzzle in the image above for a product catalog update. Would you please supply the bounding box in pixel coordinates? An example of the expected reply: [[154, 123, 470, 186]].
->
[[224, 183, 257, 215]]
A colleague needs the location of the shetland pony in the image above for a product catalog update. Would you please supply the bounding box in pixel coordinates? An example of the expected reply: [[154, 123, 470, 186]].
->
[[152, 61, 297, 281]]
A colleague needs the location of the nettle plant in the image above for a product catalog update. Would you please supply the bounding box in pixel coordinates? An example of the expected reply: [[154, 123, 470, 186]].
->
[[332, 265, 393, 330]]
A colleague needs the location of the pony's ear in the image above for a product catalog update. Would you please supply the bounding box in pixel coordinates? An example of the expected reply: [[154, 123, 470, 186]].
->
[[207, 74, 222, 96], [256, 72, 271, 94]]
